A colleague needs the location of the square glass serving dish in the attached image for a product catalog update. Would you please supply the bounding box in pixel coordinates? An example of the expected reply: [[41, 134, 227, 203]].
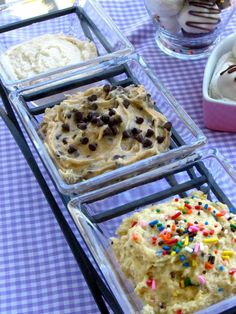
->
[[0, 0, 133, 90], [68, 148, 236, 314], [9, 54, 206, 196]]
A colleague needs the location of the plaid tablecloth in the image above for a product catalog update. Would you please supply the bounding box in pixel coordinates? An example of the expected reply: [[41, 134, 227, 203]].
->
[[0, 1, 236, 313]]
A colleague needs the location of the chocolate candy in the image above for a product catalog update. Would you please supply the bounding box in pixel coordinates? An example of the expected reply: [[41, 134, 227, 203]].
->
[[146, 129, 154, 138], [103, 127, 113, 136], [123, 99, 130, 108], [68, 145, 77, 154], [143, 138, 153, 148], [131, 128, 142, 135], [77, 122, 87, 130], [109, 108, 116, 116], [163, 121, 172, 132], [89, 143, 97, 151], [73, 110, 83, 123], [122, 130, 131, 139], [101, 114, 110, 124], [135, 134, 144, 143], [61, 123, 70, 132], [80, 137, 89, 145], [157, 136, 165, 144], [103, 84, 111, 93], [136, 116, 144, 124], [88, 94, 97, 102]]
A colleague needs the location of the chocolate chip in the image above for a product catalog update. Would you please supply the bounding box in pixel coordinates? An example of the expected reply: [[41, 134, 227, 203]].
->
[[135, 116, 144, 124], [135, 134, 144, 143], [113, 155, 124, 160], [101, 114, 110, 124], [103, 127, 113, 136], [73, 111, 83, 123], [170, 272, 175, 279], [89, 143, 97, 151], [109, 115, 122, 126], [108, 108, 116, 116], [115, 115, 122, 124], [131, 128, 141, 136], [62, 123, 70, 132], [103, 84, 111, 93], [66, 113, 72, 119], [163, 121, 172, 132], [62, 138, 68, 144], [122, 130, 131, 139], [77, 122, 87, 130], [143, 138, 153, 148], [96, 118, 104, 127], [90, 103, 98, 111], [146, 129, 154, 138], [68, 145, 77, 154], [88, 94, 97, 102], [56, 134, 61, 140], [80, 137, 89, 145], [123, 99, 130, 109], [157, 136, 165, 144], [91, 117, 98, 124], [111, 126, 118, 135]]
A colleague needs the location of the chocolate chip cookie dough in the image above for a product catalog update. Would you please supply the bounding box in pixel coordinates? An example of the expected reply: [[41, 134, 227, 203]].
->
[[39, 85, 171, 184], [112, 191, 236, 314], [5, 33, 97, 80]]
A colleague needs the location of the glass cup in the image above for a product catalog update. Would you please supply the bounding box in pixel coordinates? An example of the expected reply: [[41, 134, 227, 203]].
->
[[144, 0, 236, 60]]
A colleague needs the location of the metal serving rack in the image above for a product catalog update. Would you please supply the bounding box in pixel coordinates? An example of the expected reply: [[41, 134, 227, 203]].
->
[[0, 5, 235, 314], [2, 75, 236, 314]]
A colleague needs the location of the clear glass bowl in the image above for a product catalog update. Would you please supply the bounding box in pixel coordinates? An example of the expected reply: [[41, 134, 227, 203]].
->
[[68, 148, 236, 314], [144, 0, 236, 60], [0, 0, 133, 90], [9, 54, 206, 196]]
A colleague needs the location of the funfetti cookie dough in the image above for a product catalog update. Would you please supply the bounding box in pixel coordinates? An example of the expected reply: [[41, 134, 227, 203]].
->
[[112, 191, 236, 314], [39, 85, 171, 184], [5, 33, 97, 80]]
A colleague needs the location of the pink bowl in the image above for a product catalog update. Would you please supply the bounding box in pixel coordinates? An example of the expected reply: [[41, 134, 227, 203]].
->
[[203, 33, 236, 132]]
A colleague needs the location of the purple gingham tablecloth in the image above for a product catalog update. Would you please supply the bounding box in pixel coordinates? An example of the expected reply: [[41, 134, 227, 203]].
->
[[1, 1, 236, 313]]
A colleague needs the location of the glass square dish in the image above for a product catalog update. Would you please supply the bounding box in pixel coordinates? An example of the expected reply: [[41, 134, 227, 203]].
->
[[68, 148, 236, 314], [0, 0, 133, 90], [9, 54, 206, 196]]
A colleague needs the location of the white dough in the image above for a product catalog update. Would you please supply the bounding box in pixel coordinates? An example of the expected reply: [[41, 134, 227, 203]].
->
[[4, 34, 97, 80]]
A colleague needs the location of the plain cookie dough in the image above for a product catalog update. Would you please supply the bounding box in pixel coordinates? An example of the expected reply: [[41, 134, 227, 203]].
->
[[5, 33, 97, 80], [112, 191, 236, 314], [39, 84, 171, 184]]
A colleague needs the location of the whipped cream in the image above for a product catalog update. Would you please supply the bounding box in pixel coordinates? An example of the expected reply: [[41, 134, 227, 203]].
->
[[210, 46, 236, 103]]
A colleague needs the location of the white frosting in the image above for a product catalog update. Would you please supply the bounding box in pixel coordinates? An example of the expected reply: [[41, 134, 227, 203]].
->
[[5, 34, 97, 80], [145, 0, 185, 17], [177, 2, 220, 34], [210, 52, 236, 102]]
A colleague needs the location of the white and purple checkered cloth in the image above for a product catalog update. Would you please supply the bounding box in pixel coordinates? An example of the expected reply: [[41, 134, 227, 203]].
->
[[0, 1, 236, 313]]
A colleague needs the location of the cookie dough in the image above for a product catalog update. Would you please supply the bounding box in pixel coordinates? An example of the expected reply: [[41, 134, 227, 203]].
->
[[112, 191, 236, 314], [39, 85, 171, 184], [5, 33, 97, 80]]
